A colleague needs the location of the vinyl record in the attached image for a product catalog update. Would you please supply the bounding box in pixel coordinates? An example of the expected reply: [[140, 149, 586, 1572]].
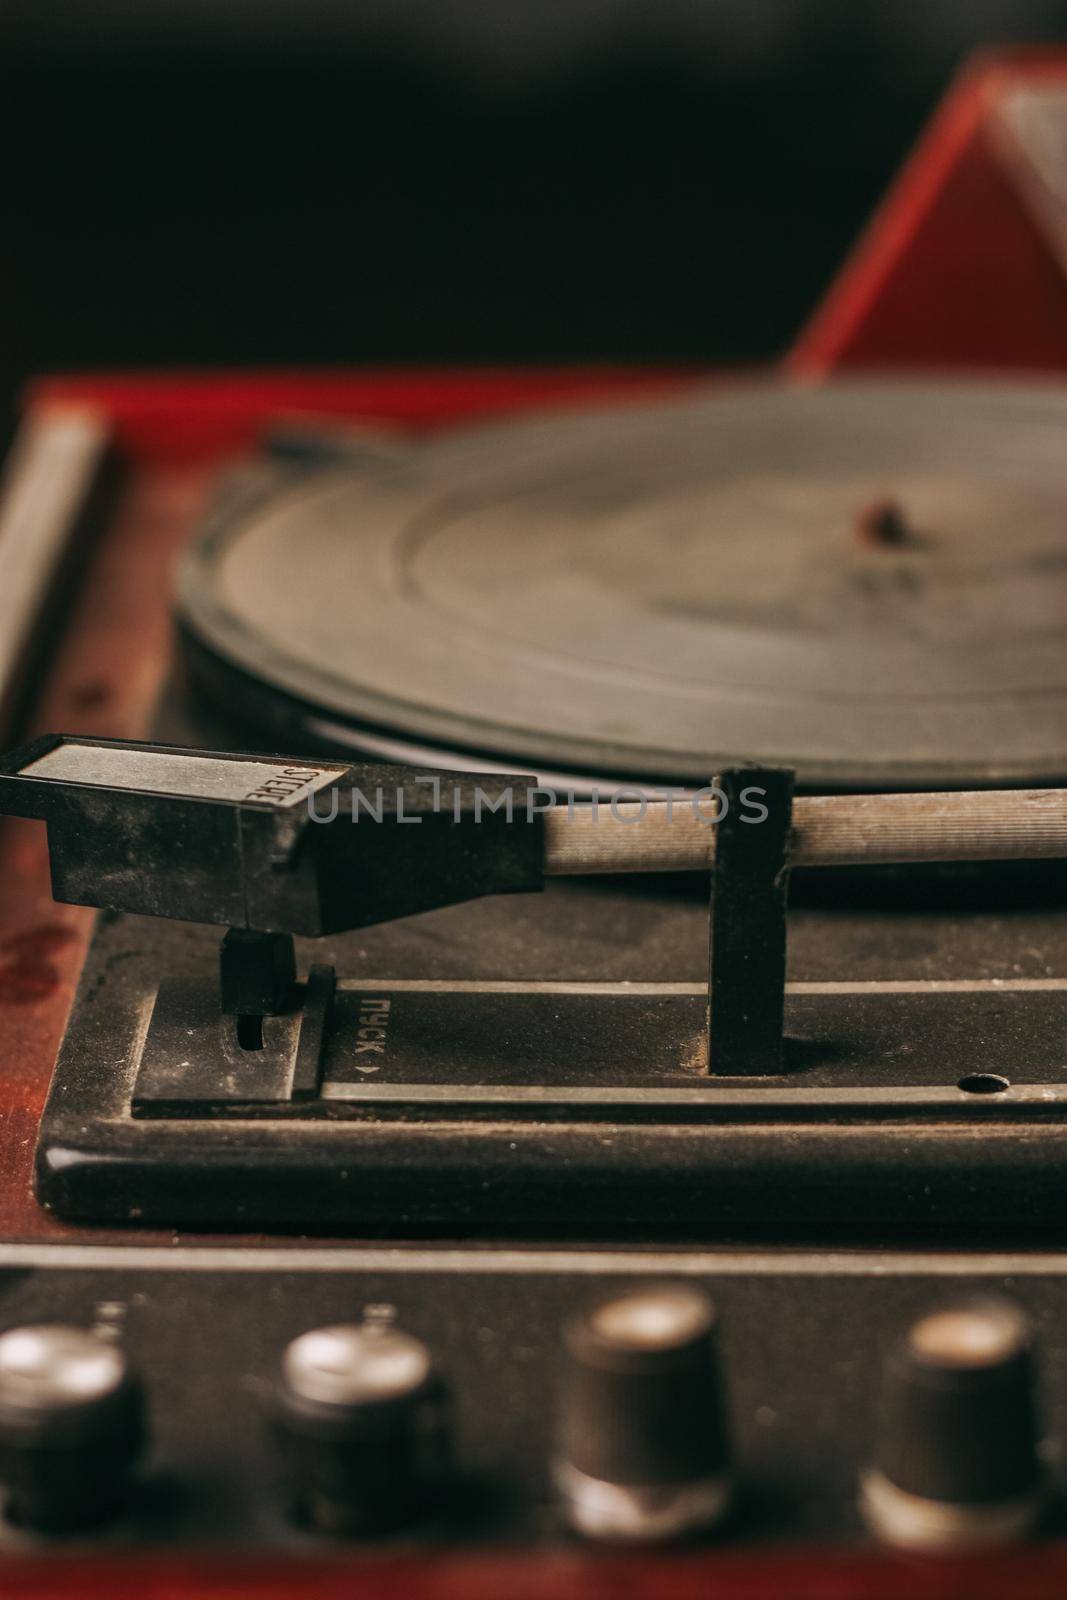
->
[[178, 380, 1067, 789]]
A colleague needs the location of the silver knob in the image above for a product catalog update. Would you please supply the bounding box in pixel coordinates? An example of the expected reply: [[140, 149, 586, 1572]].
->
[[0, 1325, 144, 1532], [272, 1311, 448, 1534]]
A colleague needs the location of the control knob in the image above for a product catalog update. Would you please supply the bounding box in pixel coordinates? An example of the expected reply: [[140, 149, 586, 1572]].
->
[[0, 1324, 145, 1533], [554, 1284, 734, 1542]]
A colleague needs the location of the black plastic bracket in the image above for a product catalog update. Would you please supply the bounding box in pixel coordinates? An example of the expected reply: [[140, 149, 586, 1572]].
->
[[219, 929, 297, 1016], [707, 767, 795, 1077], [133, 961, 336, 1111]]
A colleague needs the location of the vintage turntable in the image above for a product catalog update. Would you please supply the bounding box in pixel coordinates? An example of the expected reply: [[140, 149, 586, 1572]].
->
[[5, 50, 1067, 1596], [2, 375, 1066, 1232]]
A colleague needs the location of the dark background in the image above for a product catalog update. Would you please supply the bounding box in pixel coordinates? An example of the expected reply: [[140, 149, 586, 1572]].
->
[[1, 1, 1066, 419]]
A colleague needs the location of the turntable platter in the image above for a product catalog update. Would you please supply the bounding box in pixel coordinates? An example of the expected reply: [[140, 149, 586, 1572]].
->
[[177, 380, 1067, 789]]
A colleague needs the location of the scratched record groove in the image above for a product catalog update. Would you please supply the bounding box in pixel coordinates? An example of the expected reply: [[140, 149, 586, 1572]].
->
[[177, 380, 1067, 790]]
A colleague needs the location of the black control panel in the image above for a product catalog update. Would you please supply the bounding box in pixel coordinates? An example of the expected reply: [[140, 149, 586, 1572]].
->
[[0, 1248, 1064, 1552]]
